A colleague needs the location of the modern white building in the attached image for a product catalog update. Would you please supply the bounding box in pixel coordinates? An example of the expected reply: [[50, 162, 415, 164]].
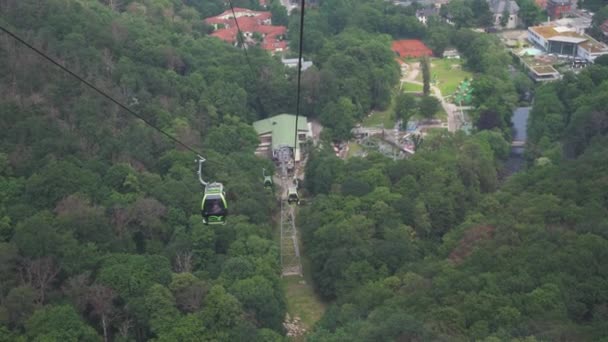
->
[[527, 25, 608, 62], [281, 58, 314, 71]]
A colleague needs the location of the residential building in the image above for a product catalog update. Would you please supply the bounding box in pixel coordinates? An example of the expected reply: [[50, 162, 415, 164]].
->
[[281, 58, 314, 71], [416, 7, 439, 25], [527, 25, 608, 61], [547, 0, 571, 19], [442, 49, 460, 59], [252, 114, 311, 162], [204, 8, 287, 53], [488, 0, 520, 29]]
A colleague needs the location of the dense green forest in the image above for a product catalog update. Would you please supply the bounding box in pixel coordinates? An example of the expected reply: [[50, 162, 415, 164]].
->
[[0, 0, 293, 340], [2, 0, 608, 340], [0, 0, 420, 339], [300, 54, 608, 342]]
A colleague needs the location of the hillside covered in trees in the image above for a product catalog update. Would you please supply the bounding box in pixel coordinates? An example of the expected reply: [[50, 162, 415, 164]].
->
[[301, 60, 608, 341], [0, 0, 424, 339], [0, 0, 295, 340]]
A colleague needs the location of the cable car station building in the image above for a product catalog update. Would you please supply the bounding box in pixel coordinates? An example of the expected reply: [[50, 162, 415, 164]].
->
[[253, 114, 311, 163]]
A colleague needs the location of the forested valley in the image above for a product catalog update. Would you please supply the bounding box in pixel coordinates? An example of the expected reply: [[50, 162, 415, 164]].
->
[[1, 0, 608, 341]]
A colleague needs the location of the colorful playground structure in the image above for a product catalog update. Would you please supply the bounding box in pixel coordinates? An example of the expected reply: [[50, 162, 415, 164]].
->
[[452, 79, 473, 105]]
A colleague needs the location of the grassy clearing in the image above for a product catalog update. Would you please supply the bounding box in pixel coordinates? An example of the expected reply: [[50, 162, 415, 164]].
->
[[431, 59, 472, 96], [362, 90, 397, 129], [415, 58, 472, 96], [363, 108, 395, 128], [347, 142, 362, 158], [401, 82, 423, 92]]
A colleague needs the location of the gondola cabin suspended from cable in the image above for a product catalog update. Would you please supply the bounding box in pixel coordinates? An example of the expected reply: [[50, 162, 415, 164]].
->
[[263, 168, 273, 189], [197, 157, 228, 225], [201, 183, 227, 225], [287, 185, 299, 205]]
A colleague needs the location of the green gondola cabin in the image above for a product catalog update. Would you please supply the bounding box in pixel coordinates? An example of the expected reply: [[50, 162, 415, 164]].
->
[[201, 182, 228, 225], [287, 185, 299, 205]]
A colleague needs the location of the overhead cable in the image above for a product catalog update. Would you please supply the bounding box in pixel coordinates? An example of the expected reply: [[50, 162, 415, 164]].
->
[[0, 25, 205, 157]]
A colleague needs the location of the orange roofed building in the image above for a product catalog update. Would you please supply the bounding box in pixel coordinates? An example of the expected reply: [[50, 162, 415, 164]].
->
[[204, 8, 287, 54], [392, 40, 433, 58]]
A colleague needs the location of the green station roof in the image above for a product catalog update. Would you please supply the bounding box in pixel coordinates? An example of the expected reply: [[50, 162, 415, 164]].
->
[[253, 114, 308, 150]]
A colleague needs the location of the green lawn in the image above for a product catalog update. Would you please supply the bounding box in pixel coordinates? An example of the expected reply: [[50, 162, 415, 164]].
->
[[415, 58, 472, 97], [347, 142, 363, 158], [401, 82, 423, 93], [362, 90, 397, 129], [362, 108, 394, 128]]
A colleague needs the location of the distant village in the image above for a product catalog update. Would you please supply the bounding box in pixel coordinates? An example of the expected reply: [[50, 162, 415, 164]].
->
[[203, 0, 607, 83], [406, 0, 608, 81]]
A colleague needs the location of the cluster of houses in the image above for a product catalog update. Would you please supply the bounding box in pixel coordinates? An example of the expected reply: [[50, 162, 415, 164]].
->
[[204, 8, 288, 54], [412, 0, 606, 33], [201, 1, 607, 85], [407, 0, 608, 82]]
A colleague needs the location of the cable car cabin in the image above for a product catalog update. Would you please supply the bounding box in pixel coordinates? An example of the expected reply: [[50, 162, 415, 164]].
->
[[264, 175, 273, 188], [201, 183, 227, 225], [287, 186, 299, 205]]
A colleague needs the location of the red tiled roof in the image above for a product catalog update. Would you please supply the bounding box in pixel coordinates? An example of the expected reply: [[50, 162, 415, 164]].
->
[[205, 8, 287, 52], [258, 25, 286, 35], [204, 8, 271, 26], [211, 27, 238, 42], [392, 40, 433, 58]]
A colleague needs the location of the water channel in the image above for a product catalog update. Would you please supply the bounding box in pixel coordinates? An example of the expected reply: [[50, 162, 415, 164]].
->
[[503, 106, 531, 176]]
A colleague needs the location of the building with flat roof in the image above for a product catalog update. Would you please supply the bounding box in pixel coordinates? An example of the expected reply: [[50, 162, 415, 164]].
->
[[253, 114, 311, 161], [527, 64, 561, 81], [281, 58, 314, 71], [551, 17, 592, 34], [527, 25, 608, 61]]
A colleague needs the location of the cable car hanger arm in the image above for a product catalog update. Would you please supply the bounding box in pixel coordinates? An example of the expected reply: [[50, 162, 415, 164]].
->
[[196, 156, 207, 186]]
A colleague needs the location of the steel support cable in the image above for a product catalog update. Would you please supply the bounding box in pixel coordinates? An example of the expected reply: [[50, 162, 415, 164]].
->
[[226, 0, 268, 116], [293, 0, 306, 156], [0, 25, 205, 158]]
